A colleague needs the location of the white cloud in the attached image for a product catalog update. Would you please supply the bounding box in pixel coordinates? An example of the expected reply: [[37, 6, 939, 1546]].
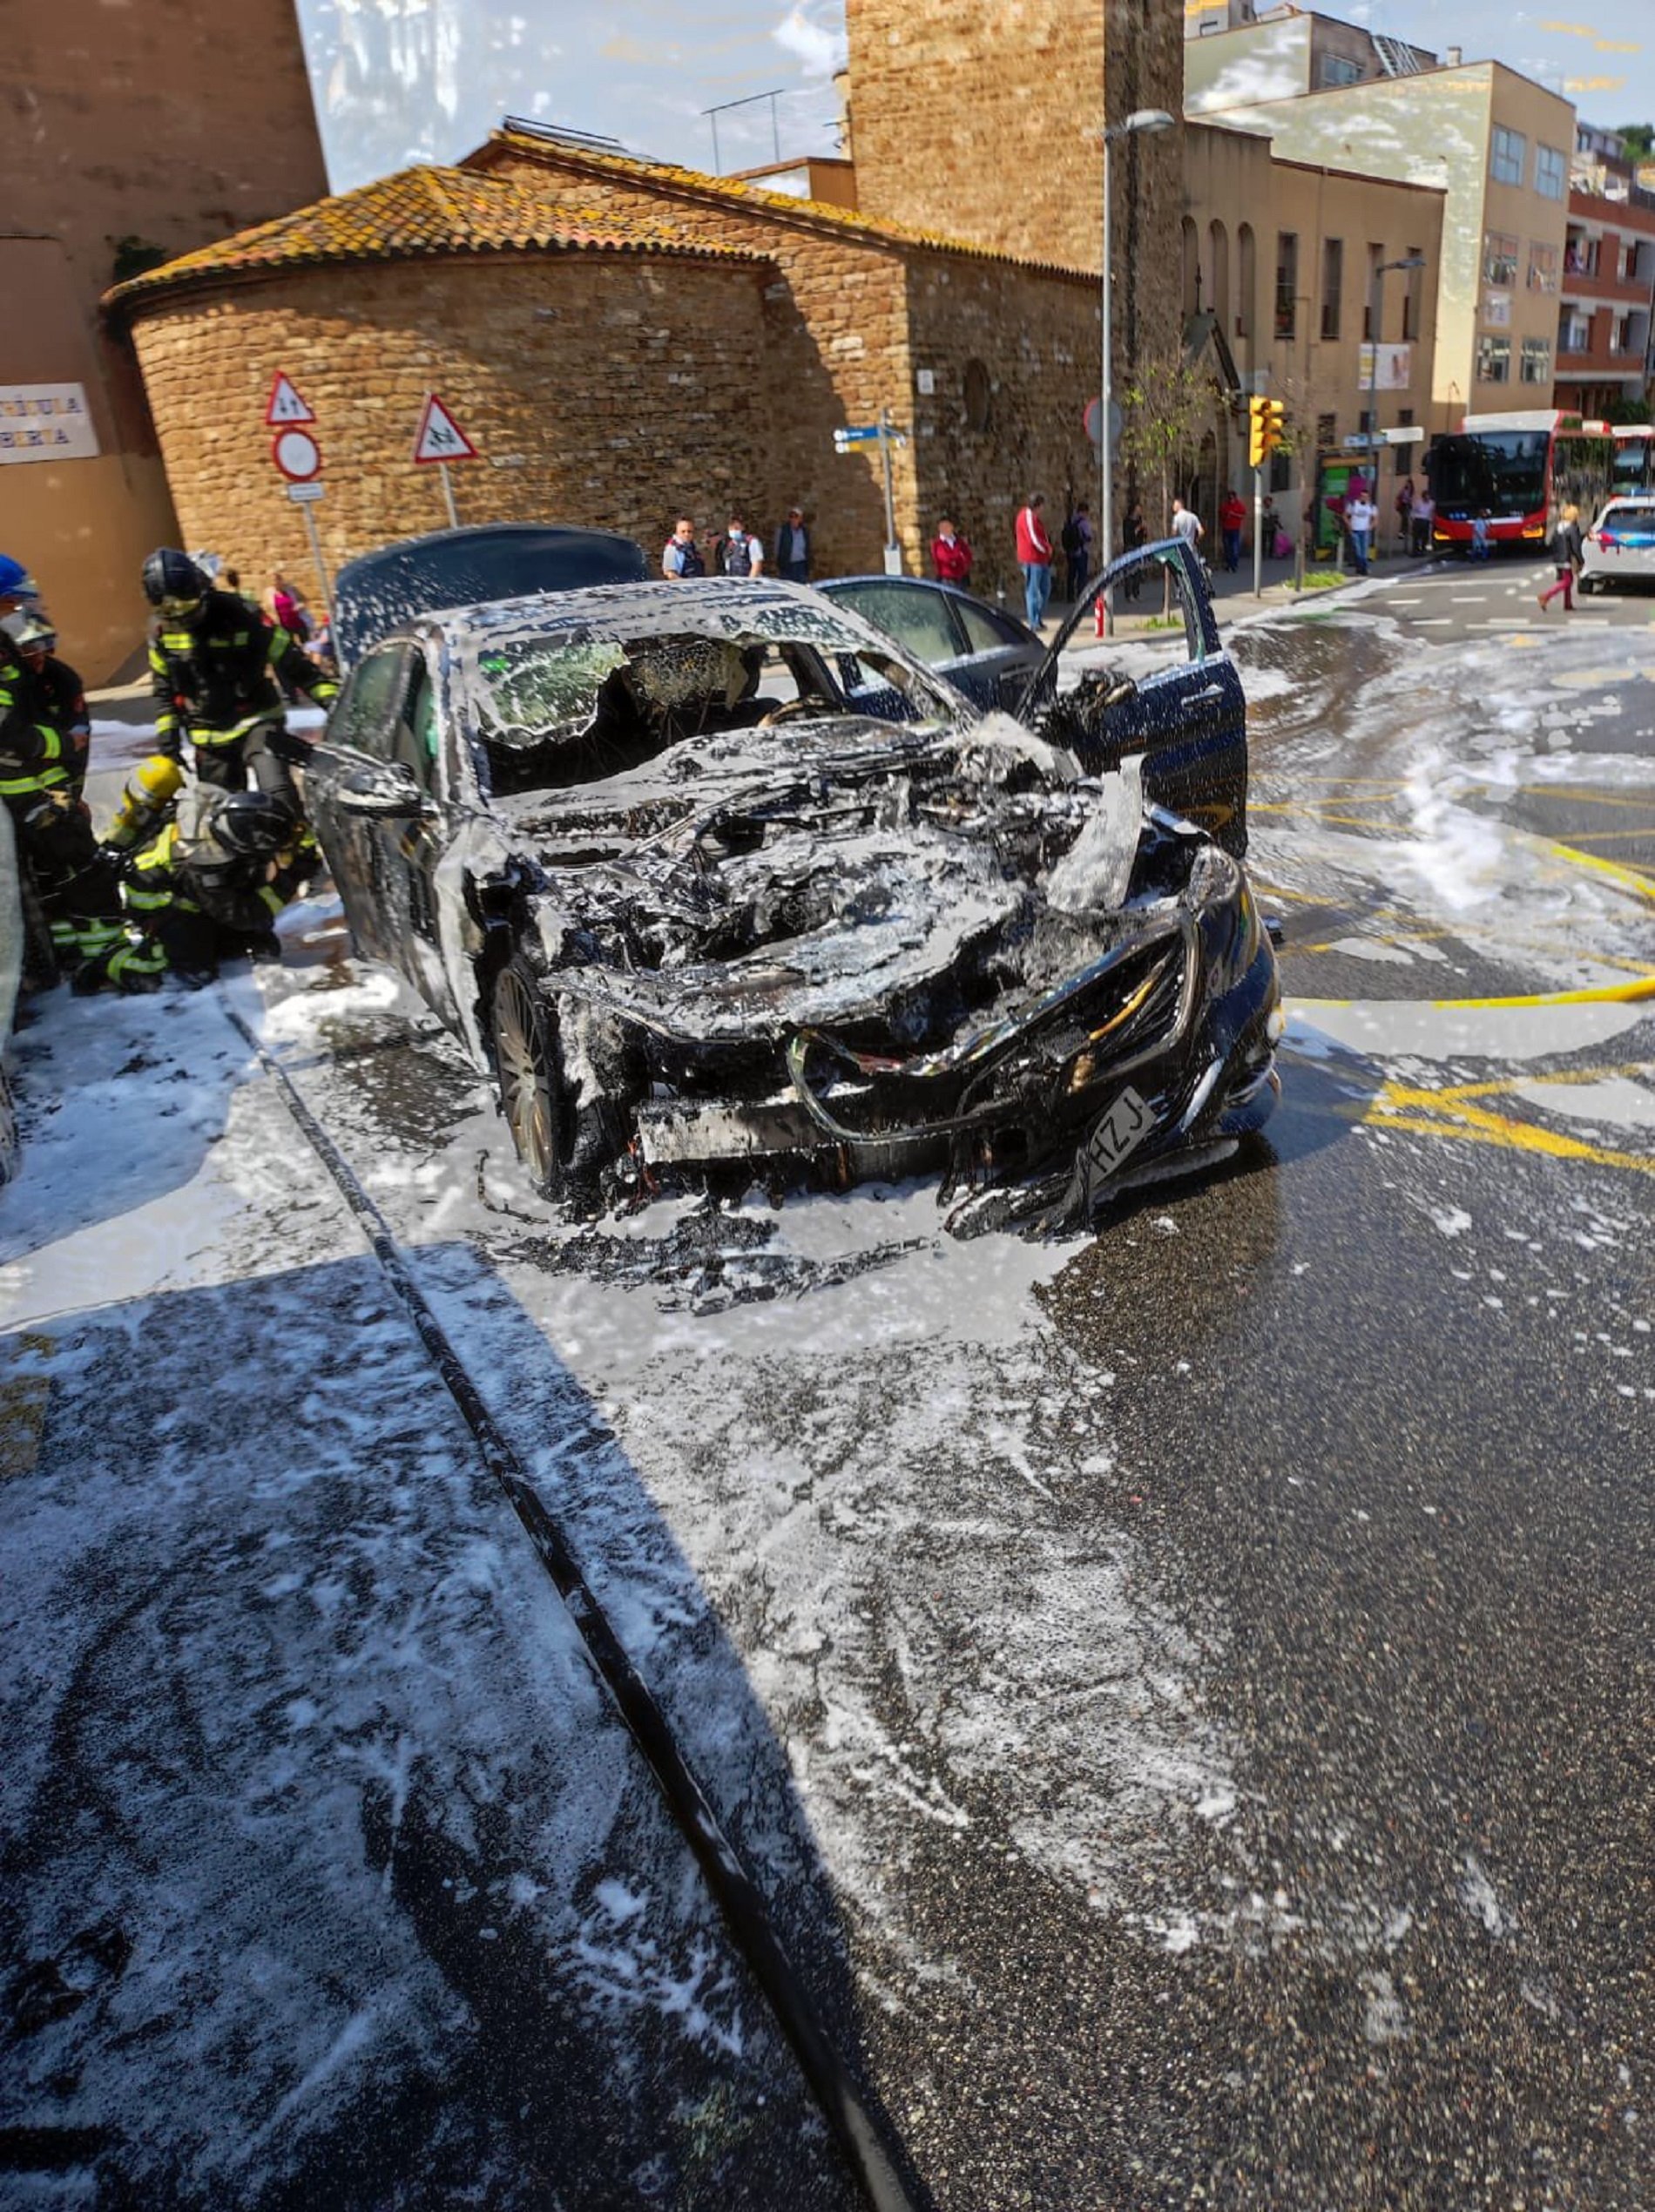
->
[[772, 3, 847, 80]]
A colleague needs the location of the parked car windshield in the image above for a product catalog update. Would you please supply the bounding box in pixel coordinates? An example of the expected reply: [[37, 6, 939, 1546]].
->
[[463, 612, 962, 793]]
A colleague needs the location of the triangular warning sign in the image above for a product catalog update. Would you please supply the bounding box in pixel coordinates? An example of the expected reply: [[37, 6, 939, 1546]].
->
[[265, 372, 315, 426], [412, 392, 479, 464]]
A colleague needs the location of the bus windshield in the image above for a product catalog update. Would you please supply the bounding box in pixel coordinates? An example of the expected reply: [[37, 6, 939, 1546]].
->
[[1429, 430, 1550, 515]]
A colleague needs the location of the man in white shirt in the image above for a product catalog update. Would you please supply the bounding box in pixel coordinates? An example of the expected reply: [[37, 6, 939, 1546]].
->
[[1170, 497, 1204, 553], [1346, 492, 1376, 574]]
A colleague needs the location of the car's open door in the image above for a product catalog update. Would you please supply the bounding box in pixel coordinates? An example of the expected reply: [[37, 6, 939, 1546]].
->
[[1010, 538, 1249, 856]]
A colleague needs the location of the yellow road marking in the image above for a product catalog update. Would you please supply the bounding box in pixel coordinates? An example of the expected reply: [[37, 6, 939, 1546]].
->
[[1358, 1083, 1655, 1176], [1542, 840, 1655, 900], [1293, 976, 1655, 1011]]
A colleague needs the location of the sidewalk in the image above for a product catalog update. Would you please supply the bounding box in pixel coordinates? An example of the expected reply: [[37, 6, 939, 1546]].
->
[[1031, 543, 1439, 641]]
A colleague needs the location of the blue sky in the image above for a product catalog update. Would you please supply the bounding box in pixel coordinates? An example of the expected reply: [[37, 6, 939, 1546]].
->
[[297, 1, 1652, 195]]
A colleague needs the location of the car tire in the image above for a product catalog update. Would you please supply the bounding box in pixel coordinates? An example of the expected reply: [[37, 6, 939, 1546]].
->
[[490, 957, 565, 1199]]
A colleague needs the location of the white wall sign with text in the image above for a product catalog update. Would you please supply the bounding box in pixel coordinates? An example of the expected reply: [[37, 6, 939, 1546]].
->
[[0, 385, 100, 464]]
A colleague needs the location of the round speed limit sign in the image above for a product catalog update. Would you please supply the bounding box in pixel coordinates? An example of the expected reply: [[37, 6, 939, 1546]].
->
[[272, 427, 322, 482]]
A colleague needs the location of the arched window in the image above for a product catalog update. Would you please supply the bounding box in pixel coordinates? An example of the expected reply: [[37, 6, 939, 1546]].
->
[[1208, 219, 1230, 338], [1180, 215, 1200, 321], [1237, 222, 1257, 347]]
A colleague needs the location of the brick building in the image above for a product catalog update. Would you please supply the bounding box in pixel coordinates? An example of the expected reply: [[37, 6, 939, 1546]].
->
[[110, 136, 1109, 606], [3, 0, 328, 678], [1555, 129, 1655, 418]]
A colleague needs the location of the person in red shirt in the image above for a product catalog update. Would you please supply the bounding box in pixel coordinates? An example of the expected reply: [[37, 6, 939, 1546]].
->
[[1219, 490, 1247, 574], [931, 517, 973, 587], [1015, 493, 1054, 627]]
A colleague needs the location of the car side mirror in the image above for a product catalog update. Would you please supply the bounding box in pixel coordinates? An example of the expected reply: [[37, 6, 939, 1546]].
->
[[335, 758, 429, 820]]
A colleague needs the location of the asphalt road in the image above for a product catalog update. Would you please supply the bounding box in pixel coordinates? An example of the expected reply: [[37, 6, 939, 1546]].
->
[[6, 593, 1652, 2209]]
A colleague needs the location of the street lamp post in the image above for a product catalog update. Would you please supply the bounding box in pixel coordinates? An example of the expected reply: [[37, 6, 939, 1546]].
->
[[1365, 254, 1428, 556], [1100, 107, 1175, 636]]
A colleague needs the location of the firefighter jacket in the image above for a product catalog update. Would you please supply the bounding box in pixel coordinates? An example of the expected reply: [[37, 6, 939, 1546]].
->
[[0, 637, 68, 806], [147, 590, 338, 758], [123, 788, 307, 941]]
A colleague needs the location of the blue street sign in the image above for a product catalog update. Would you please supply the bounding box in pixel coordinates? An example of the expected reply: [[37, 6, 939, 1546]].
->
[[834, 423, 882, 446]]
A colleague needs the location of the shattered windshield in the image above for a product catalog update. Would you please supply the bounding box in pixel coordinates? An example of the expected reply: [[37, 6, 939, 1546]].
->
[[464, 612, 962, 793]]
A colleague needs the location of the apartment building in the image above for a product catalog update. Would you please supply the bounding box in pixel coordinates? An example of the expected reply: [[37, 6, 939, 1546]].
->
[[1186, 4, 1437, 106], [1555, 126, 1655, 418], [1186, 17, 1577, 427], [1183, 121, 1443, 543]]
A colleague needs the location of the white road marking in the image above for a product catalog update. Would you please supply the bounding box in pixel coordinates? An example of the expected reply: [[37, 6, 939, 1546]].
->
[[1414, 617, 1453, 626]]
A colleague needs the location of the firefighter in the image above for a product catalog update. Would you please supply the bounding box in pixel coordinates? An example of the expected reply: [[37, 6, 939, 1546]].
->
[[83, 786, 315, 993], [142, 548, 336, 798], [0, 564, 124, 981], [8, 610, 91, 798]]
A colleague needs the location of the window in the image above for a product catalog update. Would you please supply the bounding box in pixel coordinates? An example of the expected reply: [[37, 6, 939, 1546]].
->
[[1560, 313, 1591, 353], [1476, 333, 1512, 383], [1520, 336, 1552, 383], [395, 663, 440, 789], [1362, 243, 1383, 340], [1535, 144, 1566, 200], [1398, 408, 1415, 426], [330, 645, 409, 761], [1321, 237, 1343, 340], [1483, 232, 1518, 287], [1528, 243, 1558, 294], [954, 598, 1030, 653], [1321, 53, 1362, 86], [1275, 231, 1298, 337], [1402, 247, 1422, 340], [831, 581, 961, 665], [1316, 411, 1337, 448], [1490, 127, 1526, 187]]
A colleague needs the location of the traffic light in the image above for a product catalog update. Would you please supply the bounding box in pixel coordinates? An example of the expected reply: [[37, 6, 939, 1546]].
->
[[1248, 396, 1287, 469]]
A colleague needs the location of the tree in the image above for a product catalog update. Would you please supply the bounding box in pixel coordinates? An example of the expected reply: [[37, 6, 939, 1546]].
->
[[1118, 353, 1215, 537], [1613, 121, 1653, 160]]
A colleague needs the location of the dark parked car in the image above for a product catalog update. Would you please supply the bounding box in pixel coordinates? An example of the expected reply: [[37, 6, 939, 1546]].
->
[[305, 579, 1279, 1224], [817, 574, 1044, 713], [822, 541, 1249, 856], [331, 522, 650, 669]]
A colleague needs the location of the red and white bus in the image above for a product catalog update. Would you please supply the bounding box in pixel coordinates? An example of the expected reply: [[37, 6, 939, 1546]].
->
[[1424, 409, 1631, 550]]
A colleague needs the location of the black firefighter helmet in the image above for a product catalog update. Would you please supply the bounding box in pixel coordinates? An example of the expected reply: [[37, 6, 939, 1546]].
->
[[211, 791, 298, 862], [142, 548, 210, 618]]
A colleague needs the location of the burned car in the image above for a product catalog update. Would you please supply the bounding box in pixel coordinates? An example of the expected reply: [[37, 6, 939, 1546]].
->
[[305, 579, 1280, 1225]]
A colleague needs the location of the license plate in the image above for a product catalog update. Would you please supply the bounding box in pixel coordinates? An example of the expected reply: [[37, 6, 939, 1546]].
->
[[1081, 1083, 1153, 1181]]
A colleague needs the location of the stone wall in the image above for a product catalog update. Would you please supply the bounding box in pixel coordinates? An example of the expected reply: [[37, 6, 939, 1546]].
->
[[126, 252, 778, 605], [842, 0, 1183, 554], [903, 254, 1102, 594], [844, 0, 1107, 273], [472, 139, 1101, 588]]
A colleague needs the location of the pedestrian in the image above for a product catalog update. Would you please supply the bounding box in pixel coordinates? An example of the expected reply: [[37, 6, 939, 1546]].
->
[[1170, 496, 1204, 561], [1395, 475, 1415, 548], [1537, 503, 1584, 612], [143, 548, 335, 797], [1122, 498, 1148, 599], [1015, 493, 1055, 628], [662, 517, 706, 578], [1219, 488, 1246, 574], [1060, 503, 1093, 602], [773, 505, 811, 583], [931, 517, 973, 587], [1410, 487, 1435, 557], [1469, 508, 1492, 561], [1346, 489, 1376, 574], [266, 570, 309, 639], [717, 516, 763, 578]]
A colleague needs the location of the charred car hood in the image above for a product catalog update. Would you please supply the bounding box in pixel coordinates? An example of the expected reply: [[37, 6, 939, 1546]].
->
[[491, 711, 1138, 1046]]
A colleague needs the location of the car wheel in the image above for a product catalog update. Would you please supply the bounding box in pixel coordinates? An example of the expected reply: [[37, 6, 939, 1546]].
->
[[490, 958, 564, 1198]]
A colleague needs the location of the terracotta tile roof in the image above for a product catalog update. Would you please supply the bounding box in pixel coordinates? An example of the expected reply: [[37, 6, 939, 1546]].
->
[[466, 128, 1101, 285], [104, 163, 767, 313]]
